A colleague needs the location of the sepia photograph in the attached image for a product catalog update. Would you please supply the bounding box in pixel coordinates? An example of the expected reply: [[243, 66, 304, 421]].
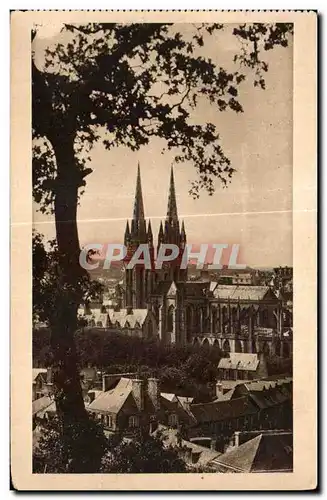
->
[[10, 10, 317, 490]]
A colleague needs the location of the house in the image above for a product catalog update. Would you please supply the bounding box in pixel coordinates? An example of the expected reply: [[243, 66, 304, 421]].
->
[[87, 375, 193, 435], [157, 426, 222, 470], [183, 374, 292, 452], [209, 430, 293, 472], [217, 352, 268, 382], [32, 394, 57, 429], [32, 369, 47, 401], [32, 368, 54, 401], [185, 396, 259, 452]]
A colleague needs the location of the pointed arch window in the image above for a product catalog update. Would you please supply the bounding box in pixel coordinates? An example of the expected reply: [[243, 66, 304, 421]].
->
[[167, 305, 174, 332]]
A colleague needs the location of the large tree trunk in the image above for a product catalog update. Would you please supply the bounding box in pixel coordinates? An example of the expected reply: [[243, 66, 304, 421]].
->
[[50, 133, 87, 424]]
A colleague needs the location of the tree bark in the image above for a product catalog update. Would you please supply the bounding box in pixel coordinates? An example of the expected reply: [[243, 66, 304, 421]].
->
[[50, 133, 87, 424]]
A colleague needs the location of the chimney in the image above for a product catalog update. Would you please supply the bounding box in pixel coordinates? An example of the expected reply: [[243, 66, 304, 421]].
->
[[215, 382, 223, 399], [182, 397, 192, 412], [46, 367, 53, 384], [210, 438, 217, 451], [132, 378, 145, 411], [88, 391, 96, 403], [234, 431, 240, 448], [102, 374, 115, 392], [147, 378, 160, 411]]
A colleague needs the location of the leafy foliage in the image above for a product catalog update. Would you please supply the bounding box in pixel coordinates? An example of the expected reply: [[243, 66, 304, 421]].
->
[[233, 23, 293, 89], [33, 415, 108, 473], [33, 22, 293, 207], [34, 328, 222, 401], [33, 231, 104, 326], [33, 416, 186, 473], [101, 430, 186, 473]]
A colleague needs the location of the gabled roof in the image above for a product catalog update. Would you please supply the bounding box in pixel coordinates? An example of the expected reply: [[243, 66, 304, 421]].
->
[[213, 388, 236, 402], [212, 432, 293, 472], [108, 309, 148, 328], [213, 285, 277, 301], [161, 392, 178, 403], [88, 377, 134, 414], [214, 434, 262, 472], [177, 396, 194, 407], [218, 353, 260, 372], [167, 282, 177, 297], [32, 368, 47, 382]]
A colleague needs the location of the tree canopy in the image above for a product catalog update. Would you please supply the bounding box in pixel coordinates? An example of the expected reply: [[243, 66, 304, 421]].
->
[[33, 22, 293, 209]]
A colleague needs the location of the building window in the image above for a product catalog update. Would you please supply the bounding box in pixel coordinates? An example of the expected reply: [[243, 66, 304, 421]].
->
[[168, 413, 178, 427], [167, 306, 174, 332], [128, 415, 139, 428], [106, 415, 113, 428]]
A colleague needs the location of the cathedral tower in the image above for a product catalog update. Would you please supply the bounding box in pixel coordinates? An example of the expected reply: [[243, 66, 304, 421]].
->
[[124, 164, 149, 309], [124, 165, 155, 309], [157, 167, 188, 282]]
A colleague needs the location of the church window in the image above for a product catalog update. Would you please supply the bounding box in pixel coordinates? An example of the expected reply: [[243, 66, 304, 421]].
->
[[167, 305, 174, 332]]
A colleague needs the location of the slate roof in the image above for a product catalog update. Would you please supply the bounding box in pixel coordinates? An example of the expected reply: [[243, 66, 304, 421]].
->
[[177, 396, 194, 408], [190, 396, 257, 424], [32, 395, 53, 416], [108, 309, 148, 328], [213, 388, 236, 402], [161, 392, 177, 403], [218, 353, 260, 372], [160, 394, 194, 423], [211, 432, 293, 472], [88, 377, 134, 413], [213, 285, 276, 301], [84, 309, 149, 328], [242, 376, 292, 392], [32, 368, 47, 382], [248, 387, 291, 410], [160, 392, 193, 403]]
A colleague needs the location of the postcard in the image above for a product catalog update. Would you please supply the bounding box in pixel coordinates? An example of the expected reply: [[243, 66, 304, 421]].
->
[[11, 10, 317, 490]]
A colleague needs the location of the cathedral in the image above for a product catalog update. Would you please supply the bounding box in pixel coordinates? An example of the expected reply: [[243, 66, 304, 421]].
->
[[83, 164, 292, 359], [115, 165, 292, 358]]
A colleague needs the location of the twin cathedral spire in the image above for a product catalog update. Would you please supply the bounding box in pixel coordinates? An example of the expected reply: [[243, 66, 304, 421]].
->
[[123, 164, 187, 309], [124, 163, 187, 251]]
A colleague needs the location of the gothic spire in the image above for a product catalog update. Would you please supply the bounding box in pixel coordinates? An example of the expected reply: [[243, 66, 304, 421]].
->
[[147, 220, 153, 242], [180, 220, 186, 242], [133, 163, 145, 222], [166, 166, 178, 223], [124, 220, 130, 243], [158, 221, 164, 242]]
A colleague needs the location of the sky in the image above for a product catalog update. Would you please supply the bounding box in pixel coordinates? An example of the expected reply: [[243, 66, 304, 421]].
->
[[33, 23, 294, 268]]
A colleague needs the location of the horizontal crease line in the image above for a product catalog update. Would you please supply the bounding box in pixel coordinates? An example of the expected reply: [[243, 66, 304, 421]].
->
[[15, 208, 317, 227]]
